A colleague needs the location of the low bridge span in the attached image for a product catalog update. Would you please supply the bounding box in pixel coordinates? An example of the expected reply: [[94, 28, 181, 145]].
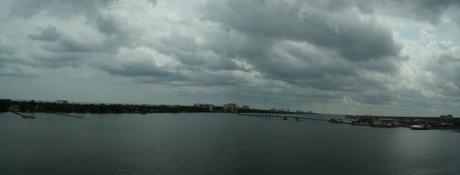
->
[[236, 113, 329, 122]]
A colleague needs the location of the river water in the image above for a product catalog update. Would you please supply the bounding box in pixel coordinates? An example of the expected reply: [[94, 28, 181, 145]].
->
[[0, 113, 459, 175]]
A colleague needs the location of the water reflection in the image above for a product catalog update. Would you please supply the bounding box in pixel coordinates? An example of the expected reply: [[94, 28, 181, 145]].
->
[[0, 113, 459, 175]]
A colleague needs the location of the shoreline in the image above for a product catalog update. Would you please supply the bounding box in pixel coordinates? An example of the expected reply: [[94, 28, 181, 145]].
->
[[329, 115, 460, 131]]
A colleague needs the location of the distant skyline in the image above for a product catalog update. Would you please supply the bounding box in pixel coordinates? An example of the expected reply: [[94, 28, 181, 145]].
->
[[1, 0, 460, 116]]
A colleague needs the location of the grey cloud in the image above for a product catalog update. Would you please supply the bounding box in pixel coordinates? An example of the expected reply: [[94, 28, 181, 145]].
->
[[9, 0, 117, 18], [350, 0, 460, 24], [435, 54, 460, 82], [105, 62, 185, 82], [58, 39, 94, 53], [28, 26, 61, 41], [0, 40, 14, 56], [104, 60, 248, 87], [3, 0, 460, 115], [0, 39, 37, 77], [3, 25, 97, 70], [93, 13, 129, 38], [95, 16, 120, 37], [426, 54, 460, 95], [350, 88, 396, 105], [0, 64, 36, 78], [204, 0, 400, 63], [393, 0, 460, 23], [155, 33, 240, 71], [258, 42, 357, 88], [28, 25, 97, 53], [203, 0, 403, 73], [195, 0, 410, 107], [38, 53, 90, 68], [146, 0, 157, 6], [399, 0, 459, 22], [0, 39, 34, 74]]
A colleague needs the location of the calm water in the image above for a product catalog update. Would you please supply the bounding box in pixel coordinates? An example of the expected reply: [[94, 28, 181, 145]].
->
[[1, 113, 459, 175]]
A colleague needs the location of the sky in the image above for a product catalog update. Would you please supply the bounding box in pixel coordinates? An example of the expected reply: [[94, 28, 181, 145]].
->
[[1, 0, 460, 116]]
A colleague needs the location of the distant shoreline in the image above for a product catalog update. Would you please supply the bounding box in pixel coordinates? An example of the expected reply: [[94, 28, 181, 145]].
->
[[329, 114, 460, 130], [0, 99, 314, 115]]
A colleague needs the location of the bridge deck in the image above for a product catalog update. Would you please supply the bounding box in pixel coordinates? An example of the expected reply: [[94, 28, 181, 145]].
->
[[237, 113, 329, 122]]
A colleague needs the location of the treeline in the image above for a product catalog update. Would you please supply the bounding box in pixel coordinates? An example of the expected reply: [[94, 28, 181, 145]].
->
[[0, 99, 303, 114], [0, 99, 9, 112]]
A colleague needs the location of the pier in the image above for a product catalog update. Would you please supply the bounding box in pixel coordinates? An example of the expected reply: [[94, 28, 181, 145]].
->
[[236, 113, 328, 122], [10, 111, 35, 119], [50, 113, 83, 119], [9, 110, 83, 119]]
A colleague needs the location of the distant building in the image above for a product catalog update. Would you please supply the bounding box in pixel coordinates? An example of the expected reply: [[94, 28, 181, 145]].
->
[[440, 114, 453, 121], [9, 105, 18, 111], [277, 108, 290, 112], [56, 100, 69, 104], [223, 103, 239, 113], [193, 103, 214, 112], [440, 114, 454, 126], [371, 118, 400, 127], [341, 118, 359, 124]]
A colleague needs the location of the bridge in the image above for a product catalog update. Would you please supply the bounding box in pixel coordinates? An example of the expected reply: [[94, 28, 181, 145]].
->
[[236, 113, 329, 122]]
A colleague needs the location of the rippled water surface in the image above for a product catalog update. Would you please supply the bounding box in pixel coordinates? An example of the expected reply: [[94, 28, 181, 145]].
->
[[1, 113, 459, 175]]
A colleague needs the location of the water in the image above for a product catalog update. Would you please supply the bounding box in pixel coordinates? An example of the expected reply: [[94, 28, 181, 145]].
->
[[1, 113, 459, 175]]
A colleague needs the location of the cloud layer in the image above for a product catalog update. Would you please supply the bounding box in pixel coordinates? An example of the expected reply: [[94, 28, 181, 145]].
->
[[1, 0, 460, 116]]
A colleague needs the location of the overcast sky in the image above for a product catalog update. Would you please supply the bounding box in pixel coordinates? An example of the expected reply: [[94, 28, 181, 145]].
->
[[1, 0, 460, 116]]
